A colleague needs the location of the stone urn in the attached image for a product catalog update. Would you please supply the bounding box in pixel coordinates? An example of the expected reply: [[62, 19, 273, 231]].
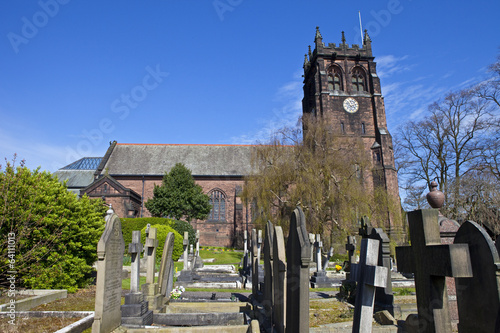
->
[[426, 181, 444, 209]]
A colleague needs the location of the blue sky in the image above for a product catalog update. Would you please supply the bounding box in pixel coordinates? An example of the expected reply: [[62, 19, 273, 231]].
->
[[1, 0, 499, 172]]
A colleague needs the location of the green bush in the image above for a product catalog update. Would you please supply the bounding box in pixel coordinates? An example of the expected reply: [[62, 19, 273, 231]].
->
[[140, 224, 183, 261], [121, 217, 195, 250], [170, 219, 195, 246], [0, 158, 107, 292]]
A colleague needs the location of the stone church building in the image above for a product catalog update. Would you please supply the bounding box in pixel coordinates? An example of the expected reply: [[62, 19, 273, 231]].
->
[[55, 28, 401, 246]]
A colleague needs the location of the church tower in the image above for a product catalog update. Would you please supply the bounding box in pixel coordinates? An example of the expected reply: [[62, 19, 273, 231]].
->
[[302, 27, 401, 237]]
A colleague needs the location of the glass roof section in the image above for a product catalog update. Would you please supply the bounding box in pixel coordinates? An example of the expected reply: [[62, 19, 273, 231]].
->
[[62, 157, 102, 170]]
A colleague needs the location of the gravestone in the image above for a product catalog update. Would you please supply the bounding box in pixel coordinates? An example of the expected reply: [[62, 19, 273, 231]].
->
[[359, 216, 394, 315], [454, 220, 500, 332], [121, 230, 153, 326], [251, 229, 261, 299], [310, 234, 333, 288], [141, 227, 164, 312], [193, 230, 203, 269], [158, 232, 175, 302], [92, 207, 125, 333], [263, 221, 274, 319], [177, 231, 194, 282], [396, 209, 472, 333], [273, 225, 287, 333], [345, 236, 356, 280], [322, 247, 334, 271], [351, 238, 388, 333], [286, 207, 311, 333]]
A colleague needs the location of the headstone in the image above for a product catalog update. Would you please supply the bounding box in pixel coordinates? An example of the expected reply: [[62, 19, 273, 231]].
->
[[396, 209, 472, 333], [193, 230, 203, 269], [121, 230, 153, 326], [454, 220, 500, 332], [359, 216, 395, 315], [286, 207, 311, 333], [176, 231, 194, 282], [92, 207, 125, 333], [351, 238, 388, 333], [315, 234, 322, 272], [251, 229, 260, 299], [195, 230, 200, 253], [273, 226, 287, 333], [158, 232, 175, 301], [141, 227, 164, 312], [263, 221, 274, 319], [310, 235, 333, 288], [182, 231, 189, 271], [322, 247, 334, 271]]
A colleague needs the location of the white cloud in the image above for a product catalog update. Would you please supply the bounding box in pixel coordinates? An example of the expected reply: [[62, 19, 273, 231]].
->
[[376, 55, 412, 78]]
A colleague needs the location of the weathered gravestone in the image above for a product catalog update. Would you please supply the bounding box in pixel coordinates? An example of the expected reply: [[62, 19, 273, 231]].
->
[[322, 247, 334, 271], [359, 216, 394, 315], [141, 227, 164, 312], [176, 232, 194, 282], [345, 236, 357, 280], [158, 232, 175, 303], [351, 238, 388, 333], [273, 225, 287, 333], [193, 230, 203, 269], [251, 229, 259, 298], [121, 230, 153, 326], [92, 207, 125, 333], [286, 207, 311, 333], [454, 220, 500, 333], [311, 234, 333, 288], [396, 209, 472, 333], [263, 221, 274, 319]]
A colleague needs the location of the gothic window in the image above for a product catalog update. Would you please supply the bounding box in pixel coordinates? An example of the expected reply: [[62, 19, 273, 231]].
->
[[351, 67, 366, 92], [341, 122, 345, 133], [208, 189, 226, 221], [361, 123, 366, 134], [328, 67, 343, 91]]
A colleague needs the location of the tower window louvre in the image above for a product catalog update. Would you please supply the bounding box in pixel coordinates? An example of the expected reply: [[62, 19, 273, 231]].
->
[[352, 68, 366, 92]]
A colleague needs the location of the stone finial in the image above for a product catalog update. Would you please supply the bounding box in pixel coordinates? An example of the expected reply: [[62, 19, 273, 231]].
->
[[308, 45, 312, 58], [303, 54, 309, 67], [341, 31, 346, 44], [106, 204, 114, 216], [315, 26, 322, 40], [426, 181, 444, 209]]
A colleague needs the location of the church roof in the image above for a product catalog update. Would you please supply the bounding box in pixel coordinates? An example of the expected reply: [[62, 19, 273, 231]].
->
[[101, 143, 255, 177]]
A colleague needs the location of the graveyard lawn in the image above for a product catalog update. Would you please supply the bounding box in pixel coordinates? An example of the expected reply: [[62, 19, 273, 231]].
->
[[0, 316, 79, 333], [199, 249, 243, 264], [309, 298, 354, 327]]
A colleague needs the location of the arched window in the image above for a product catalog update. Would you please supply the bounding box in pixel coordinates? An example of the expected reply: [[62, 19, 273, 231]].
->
[[361, 123, 366, 134], [340, 122, 345, 133], [328, 66, 343, 91], [208, 189, 226, 221], [351, 67, 366, 92]]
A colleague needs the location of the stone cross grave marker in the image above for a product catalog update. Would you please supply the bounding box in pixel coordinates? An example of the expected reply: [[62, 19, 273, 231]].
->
[[195, 229, 200, 253], [359, 216, 394, 314], [351, 238, 388, 333], [454, 220, 500, 333], [273, 225, 287, 333], [345, 236, 356, 280], [263, 221, 274, 319], [193, 230, 203, 269], [92, 207, 125, 333], [158, 232, 175, 301], [396, 209, 472, 333], [182, 231, 189, 271], [286, 207, 311, 333], [141, 227, 163, 312], [122, 230, 153, 326], [129, 230, 142, 294]]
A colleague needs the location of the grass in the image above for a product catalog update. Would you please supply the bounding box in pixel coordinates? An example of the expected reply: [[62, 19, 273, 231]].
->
[[393, 287, 415, 296], [0, 317, 79, 333], [199, 249, 243, 265], [309, 298, 354, 327]]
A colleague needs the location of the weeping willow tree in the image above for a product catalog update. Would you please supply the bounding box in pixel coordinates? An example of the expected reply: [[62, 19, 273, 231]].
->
[[243, 115, 398, 247]]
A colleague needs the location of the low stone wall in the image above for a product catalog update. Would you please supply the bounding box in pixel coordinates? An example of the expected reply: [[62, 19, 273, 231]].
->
[[0, 289, 67, 312]]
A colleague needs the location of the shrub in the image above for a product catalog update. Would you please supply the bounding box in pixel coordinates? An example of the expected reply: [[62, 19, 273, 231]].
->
[[169, 219, 195, 246], [140, 224, 183, 261], [0, 157, 107, 292]]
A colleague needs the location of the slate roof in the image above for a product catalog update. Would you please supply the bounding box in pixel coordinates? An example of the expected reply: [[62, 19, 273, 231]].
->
[[61, 157, 103, 170], [101, 144, 256, 177]]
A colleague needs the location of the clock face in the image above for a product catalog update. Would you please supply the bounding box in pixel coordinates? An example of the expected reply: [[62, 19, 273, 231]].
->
[[343, 97, 359, 113]]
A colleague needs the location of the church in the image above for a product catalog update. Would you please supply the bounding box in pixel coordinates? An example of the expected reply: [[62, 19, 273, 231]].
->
[[55, 28, 401, 246]]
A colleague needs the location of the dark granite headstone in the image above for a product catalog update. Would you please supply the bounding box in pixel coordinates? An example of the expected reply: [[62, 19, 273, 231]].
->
[[285, 207, 311, 333], [454, 220, 500, 332]]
